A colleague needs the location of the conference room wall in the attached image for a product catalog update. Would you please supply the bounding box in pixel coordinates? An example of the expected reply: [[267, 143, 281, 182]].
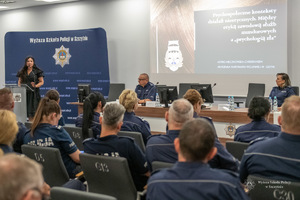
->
[[0, 0, 299, 97], [0, 0, 150, 90]]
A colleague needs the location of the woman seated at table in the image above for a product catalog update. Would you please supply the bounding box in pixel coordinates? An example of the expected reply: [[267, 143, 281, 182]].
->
[[23, 97, 81, 178], [75, 92, 106, 139], [234, 97, 281, 143], [119, 89, 151, 145], [269, 73, 295, 107]]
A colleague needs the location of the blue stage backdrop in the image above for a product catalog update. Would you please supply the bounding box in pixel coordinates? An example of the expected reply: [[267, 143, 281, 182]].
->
[[5, 27, 110, 124]]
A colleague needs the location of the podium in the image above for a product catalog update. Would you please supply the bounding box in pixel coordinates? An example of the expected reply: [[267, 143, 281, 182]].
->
[[5, 84, 29, 123]]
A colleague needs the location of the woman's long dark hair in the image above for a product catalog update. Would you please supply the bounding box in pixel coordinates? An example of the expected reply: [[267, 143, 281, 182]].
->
[[31, 97, 61, 136], [19, 56, 41, 83], [82, 92, 106, 139]]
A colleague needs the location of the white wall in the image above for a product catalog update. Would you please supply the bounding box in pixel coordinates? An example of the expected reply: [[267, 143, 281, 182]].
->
[[0, 0, 150, 90], [1, 0, 300, 96]]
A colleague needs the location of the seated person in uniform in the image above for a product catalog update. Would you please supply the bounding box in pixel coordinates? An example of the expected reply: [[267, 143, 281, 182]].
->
[[119, 89, 151, 145], [23, 97, 81, 178], [0, 88, 29, 153], [183, 89, 239, 170], [83, 103, 149, 191], [0, 110, 19, 156], [183, 89, 215, 129], [0, 154, 50, 200], [240, 96, 300, 182], [45, 89, 65, 126], [135, 73, 156, 104], [234, 97, 281, 143], [146, 98, 239, 172], [75, 92, 106, 139], [269, 73, 295, 107], [147, 119, 249, 200]]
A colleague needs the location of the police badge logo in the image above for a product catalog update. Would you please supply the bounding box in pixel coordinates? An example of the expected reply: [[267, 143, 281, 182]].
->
[[224, 123, 236, 137], [52, 45, 72, 68], [165, 40, 183, 72]]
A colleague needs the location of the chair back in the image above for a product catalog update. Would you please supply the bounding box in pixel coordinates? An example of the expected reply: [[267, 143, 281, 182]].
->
[[24, 122, 32, 129], [247, 175, 300, 200], [51, 187, 117, 200], [64, 126, 93, 151], [245, 83, 265, 108], [152, 161, 174, 172], [118, 131, 145, 153], [80, 153, 137, 200], [292, 86, 299, 96], [225, 141, 249, 161], [21, 144, 69, 187], [107, 83, 125, 102]]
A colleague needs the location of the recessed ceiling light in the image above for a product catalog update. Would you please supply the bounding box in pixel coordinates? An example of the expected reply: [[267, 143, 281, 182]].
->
[[0, 6, 8, 9]]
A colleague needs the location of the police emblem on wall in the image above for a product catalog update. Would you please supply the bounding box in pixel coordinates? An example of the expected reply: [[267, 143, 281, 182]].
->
[[224, 123, 236, 137], [165, 40, 183, 72], [52, 45, 72, 68]]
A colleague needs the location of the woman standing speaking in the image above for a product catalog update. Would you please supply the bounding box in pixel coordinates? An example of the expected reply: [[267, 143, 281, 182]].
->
[[17, 56, 44, 121]]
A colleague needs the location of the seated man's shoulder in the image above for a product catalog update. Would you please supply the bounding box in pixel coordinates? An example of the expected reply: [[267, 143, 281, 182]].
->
[[147, 134, 167, 145], [83, 137, 96, 145], [118, 135, 135, 144]]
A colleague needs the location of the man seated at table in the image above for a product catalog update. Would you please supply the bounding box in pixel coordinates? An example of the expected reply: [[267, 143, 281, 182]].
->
[[83, 103, 149, 191], [135, 73, 156, 104], [147, 118, 249, 200], [146, 98, 239, 172], [240, 96, 300, 182]]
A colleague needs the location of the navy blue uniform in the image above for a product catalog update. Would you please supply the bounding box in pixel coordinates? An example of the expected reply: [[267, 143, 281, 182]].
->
[[240, 132, 300, 182], [58, 115, 65, 126], [147, 162, 249, 200], [234, 119, 281, 143], [13, 121, 29, 153], [146, 130, 239, 172], [83, 135, 148, 191], [269, 86, 295, 107], [135, 82, 156, 101], [75, 112, 101, 138], [121, 111, 151, 145], [23, 123, 79, 178], [0, 144, 14, 154]]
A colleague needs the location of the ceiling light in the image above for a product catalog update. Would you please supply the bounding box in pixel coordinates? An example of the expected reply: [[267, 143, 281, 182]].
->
[[0, 6, 8, 8]]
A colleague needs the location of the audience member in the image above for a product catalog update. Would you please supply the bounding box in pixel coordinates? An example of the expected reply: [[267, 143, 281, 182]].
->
[[119, 89, 151, 144], [135, 73, 156, 104], [146, 98, 238, 172], [0, 110, 18, 156], [44, 89, 65, 126], [234, 97, 281, 143], [240, 96, 300, 182], [0, 154, 49, 200], [75, 92, 106, 139], [183, 89, 214, 127], [147, 119, 249, 200], [23, 97, 81, 178], [0, 87, 28, 153], [269, 72, 295, 107], [183, 89, 239, 171], [83, 103, 149, 191]]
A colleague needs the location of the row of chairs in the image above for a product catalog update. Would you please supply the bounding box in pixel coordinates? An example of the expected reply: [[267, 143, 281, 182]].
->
[[24, 142, 300, 200], [21, 144, 145, 200]]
